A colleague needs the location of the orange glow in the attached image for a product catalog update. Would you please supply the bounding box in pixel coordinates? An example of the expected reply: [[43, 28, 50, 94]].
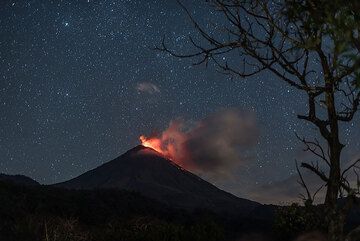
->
[[139, 135, 165, 155], [139, 121, 191, 167]]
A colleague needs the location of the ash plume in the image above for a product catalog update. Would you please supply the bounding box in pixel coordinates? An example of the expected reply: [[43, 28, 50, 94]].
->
[[140, 109, 258, 175]]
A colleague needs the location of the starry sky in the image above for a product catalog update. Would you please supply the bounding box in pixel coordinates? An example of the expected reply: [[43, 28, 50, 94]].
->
[[1, 0, 359, 203]]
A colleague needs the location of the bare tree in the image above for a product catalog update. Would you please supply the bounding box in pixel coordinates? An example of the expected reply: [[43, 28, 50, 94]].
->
[[157, 1, 360, 241]]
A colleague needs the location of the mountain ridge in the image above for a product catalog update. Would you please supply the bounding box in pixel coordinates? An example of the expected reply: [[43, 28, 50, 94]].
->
[[55, 145, 260, 215], [0, 173, 40, 186]]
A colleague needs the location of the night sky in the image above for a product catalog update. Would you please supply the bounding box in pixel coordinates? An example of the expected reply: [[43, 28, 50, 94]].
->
[[1, 0, 359, 203]]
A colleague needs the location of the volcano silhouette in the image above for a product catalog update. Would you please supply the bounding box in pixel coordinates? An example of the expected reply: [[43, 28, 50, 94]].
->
[[56, 145, 259, 214]]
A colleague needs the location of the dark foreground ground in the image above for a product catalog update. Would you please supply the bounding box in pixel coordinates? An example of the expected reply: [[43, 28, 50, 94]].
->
[[0, 178, 360, 241], [0, 179, 276, 241]]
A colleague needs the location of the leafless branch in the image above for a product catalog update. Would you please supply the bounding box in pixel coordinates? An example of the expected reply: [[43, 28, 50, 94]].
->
[[296, 159, 312, 203], [295, 133, 330, 166]]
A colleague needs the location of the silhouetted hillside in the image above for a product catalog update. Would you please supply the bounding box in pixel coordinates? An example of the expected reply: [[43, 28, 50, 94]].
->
[[56, 145, 259, 216], [0, 180, 271, 241], [0, 173, 39, 186]]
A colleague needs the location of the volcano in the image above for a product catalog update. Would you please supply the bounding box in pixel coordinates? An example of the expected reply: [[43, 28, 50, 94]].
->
[[56, 145, 260, 215]]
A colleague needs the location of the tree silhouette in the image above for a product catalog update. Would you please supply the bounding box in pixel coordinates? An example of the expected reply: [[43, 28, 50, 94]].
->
[[157, 1, 360, 240]]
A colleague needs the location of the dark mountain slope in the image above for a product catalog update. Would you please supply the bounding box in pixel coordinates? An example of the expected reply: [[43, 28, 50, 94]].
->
[[56, 145, 260, 215]]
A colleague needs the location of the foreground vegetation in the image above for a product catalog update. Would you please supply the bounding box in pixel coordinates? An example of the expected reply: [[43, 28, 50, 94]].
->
[[0, 180, 266, 241], [1, 180, 360, 241]]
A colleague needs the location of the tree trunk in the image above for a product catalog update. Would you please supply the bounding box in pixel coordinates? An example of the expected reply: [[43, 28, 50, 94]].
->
[[324, 86, 345, 241], [326, 144, 343, 241]]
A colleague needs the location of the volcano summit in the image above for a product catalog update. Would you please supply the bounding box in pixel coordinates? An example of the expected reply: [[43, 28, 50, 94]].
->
[[56, 145, 259, 215]]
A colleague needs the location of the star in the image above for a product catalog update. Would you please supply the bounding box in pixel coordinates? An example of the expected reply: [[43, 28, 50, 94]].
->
[[0, 0, 358, 205]]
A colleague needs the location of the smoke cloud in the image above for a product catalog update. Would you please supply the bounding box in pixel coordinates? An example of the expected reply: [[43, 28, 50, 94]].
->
[[140, 109, 258, 175], [241, 153, 360, 204], [136, 82, 160, 94], [244, 171, 326, 204]]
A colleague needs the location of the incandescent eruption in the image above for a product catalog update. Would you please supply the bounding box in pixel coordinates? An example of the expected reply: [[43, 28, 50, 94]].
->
[[139, 135, 164, 156], [139, 109, 258, 176], [139, 120, 188, 163]]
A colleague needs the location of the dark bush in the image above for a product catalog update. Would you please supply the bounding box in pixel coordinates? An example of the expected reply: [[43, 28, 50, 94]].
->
[[273, 203, 327, 240]]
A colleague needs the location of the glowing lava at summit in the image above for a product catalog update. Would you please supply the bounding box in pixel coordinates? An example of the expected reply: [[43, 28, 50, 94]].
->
[[139, 121, 188, 163], [139, 135, 165, 155]]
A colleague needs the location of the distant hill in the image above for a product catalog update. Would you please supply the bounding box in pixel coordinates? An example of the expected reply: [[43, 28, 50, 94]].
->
[[0, 173, 39, 186], [55, 145, 260, 216]]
